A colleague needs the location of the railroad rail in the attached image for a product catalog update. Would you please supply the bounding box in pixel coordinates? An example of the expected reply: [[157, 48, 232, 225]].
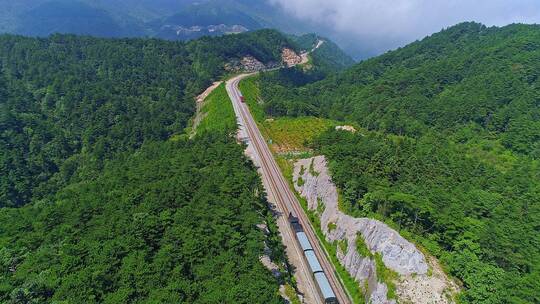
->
[[226, 75, 351, 304]]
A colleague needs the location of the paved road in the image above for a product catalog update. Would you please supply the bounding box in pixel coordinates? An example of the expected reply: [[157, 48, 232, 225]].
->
[[226, 74, 351, 304]]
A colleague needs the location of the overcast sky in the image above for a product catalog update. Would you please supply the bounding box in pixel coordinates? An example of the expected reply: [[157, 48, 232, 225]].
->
[[269, 0, 540, 58]]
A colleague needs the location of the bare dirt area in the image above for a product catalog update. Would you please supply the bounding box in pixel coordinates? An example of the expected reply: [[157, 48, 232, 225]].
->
[[396, 256, 460, 304], [190, 81, 222, 136], [282, 48, 303, 66]]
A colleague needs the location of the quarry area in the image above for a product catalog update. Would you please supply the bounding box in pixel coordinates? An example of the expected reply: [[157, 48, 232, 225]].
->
[[225, 47, 306, 72]]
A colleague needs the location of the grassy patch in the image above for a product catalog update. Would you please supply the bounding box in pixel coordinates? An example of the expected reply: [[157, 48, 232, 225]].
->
[[317, 198, 325, 214], [239, 76, 339, 152], [238, 76, 265, 122], [263, 117, 338, 152], [284, 284, 302, 304], [337, 239, 348, 253], [275, 155, 296, 182], [309, 158, 319, 176], [196, 83, 237, 134], [355, 234, 373, 258], [374, 253, 399, 300], [297, 176, 305, 187], [328, 222, 337, 232]]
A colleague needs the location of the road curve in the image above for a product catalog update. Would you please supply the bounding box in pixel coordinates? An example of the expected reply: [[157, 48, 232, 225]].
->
[[226, 74, 351, 304]]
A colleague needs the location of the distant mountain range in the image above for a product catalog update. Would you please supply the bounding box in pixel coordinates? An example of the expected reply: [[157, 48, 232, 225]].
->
[[0, 0, 349, 55]]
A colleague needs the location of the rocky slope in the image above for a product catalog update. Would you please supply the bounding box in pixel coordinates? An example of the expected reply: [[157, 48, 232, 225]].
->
[[281, 48, 303, 67], [225, 47, 304, 73], [293, 156, 458, 304]]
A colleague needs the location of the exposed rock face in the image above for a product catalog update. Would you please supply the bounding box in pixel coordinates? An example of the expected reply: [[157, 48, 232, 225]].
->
[[335, 125, 356, 132], [282, 48, 302, 67], [225, 55, 279, 73], [294, 157, 428, 275], [293, 156, 457, 304], [240, 55, 266, 72], [225, 47, 301, 73]]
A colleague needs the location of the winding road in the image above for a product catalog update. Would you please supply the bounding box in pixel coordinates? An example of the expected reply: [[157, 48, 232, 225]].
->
[[226, 73, 350, 304]]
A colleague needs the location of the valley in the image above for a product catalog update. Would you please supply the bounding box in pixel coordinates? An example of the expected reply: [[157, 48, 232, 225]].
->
[[0, 7, 538, 303]]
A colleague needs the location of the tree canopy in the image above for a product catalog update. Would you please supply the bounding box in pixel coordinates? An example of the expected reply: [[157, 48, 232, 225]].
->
[[260, 22, 540, 158], [1, 135, 284, 303], [253, 22, 540, 303], [0, 30, 294, 208], [0, 31, 294, 303]]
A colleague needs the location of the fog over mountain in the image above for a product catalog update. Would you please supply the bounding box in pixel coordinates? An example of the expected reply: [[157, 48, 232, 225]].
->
[[270, 0, 540, 58], [1, 0, 539, 59]]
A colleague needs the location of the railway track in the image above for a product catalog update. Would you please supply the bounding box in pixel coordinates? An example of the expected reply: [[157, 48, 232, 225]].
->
[[226, 75, 351, 304]]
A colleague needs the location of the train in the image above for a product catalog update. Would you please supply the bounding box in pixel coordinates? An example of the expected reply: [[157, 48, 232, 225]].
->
[[289, 213, 339, 304]]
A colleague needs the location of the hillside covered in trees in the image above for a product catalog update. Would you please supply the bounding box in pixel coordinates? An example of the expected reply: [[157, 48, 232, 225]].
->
[[290, 33, 355, 72], [0, 30, 295, 208], [260, 22, 540, 157], [0, 31, 298, 303], [1, 136, 285, 303], [255, 22, 540, 303]]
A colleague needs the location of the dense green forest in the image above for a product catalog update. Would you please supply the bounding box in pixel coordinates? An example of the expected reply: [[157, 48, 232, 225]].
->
[[252, 22, 540, 303], [313, 131, 539, 303], [290, 33, 355, 72], [0, 135, 285, 303], [0, 30, 295, 208], [260, 22, 540, 157], [0, 31, 294, 303]]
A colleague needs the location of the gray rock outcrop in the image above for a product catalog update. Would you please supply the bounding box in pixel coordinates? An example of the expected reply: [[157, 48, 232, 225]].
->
[[293, 156, 429, 303]]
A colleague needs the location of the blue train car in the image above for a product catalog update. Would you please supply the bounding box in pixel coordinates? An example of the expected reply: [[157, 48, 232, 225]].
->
[[289, 213, 339, 304]]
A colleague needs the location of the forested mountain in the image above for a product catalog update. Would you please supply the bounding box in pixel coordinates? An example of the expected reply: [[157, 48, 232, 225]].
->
[[261, 22, 540, 157], [0, 30, 295, 302], [0, 0, 356, 59], [290, 33, 355, 72], [256, 22, 540, 303], [15, 1, 130, 38], [0, 0, 307, 39], [1, 136, 284, 303], [153, 0, 264, 40], [0, 30, 294, 209], [0, 0, 186, 35]]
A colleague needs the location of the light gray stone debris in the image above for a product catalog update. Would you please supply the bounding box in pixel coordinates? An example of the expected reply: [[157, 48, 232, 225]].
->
[[294, 156, 428, 275]]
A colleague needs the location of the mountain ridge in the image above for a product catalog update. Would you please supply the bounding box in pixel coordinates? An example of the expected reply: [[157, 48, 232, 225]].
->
[[253, 21, 540, 303], [0, 0, 357, 61]]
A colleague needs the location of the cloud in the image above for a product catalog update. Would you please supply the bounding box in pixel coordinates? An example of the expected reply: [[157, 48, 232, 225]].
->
[[268, 0, 540, 57]]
